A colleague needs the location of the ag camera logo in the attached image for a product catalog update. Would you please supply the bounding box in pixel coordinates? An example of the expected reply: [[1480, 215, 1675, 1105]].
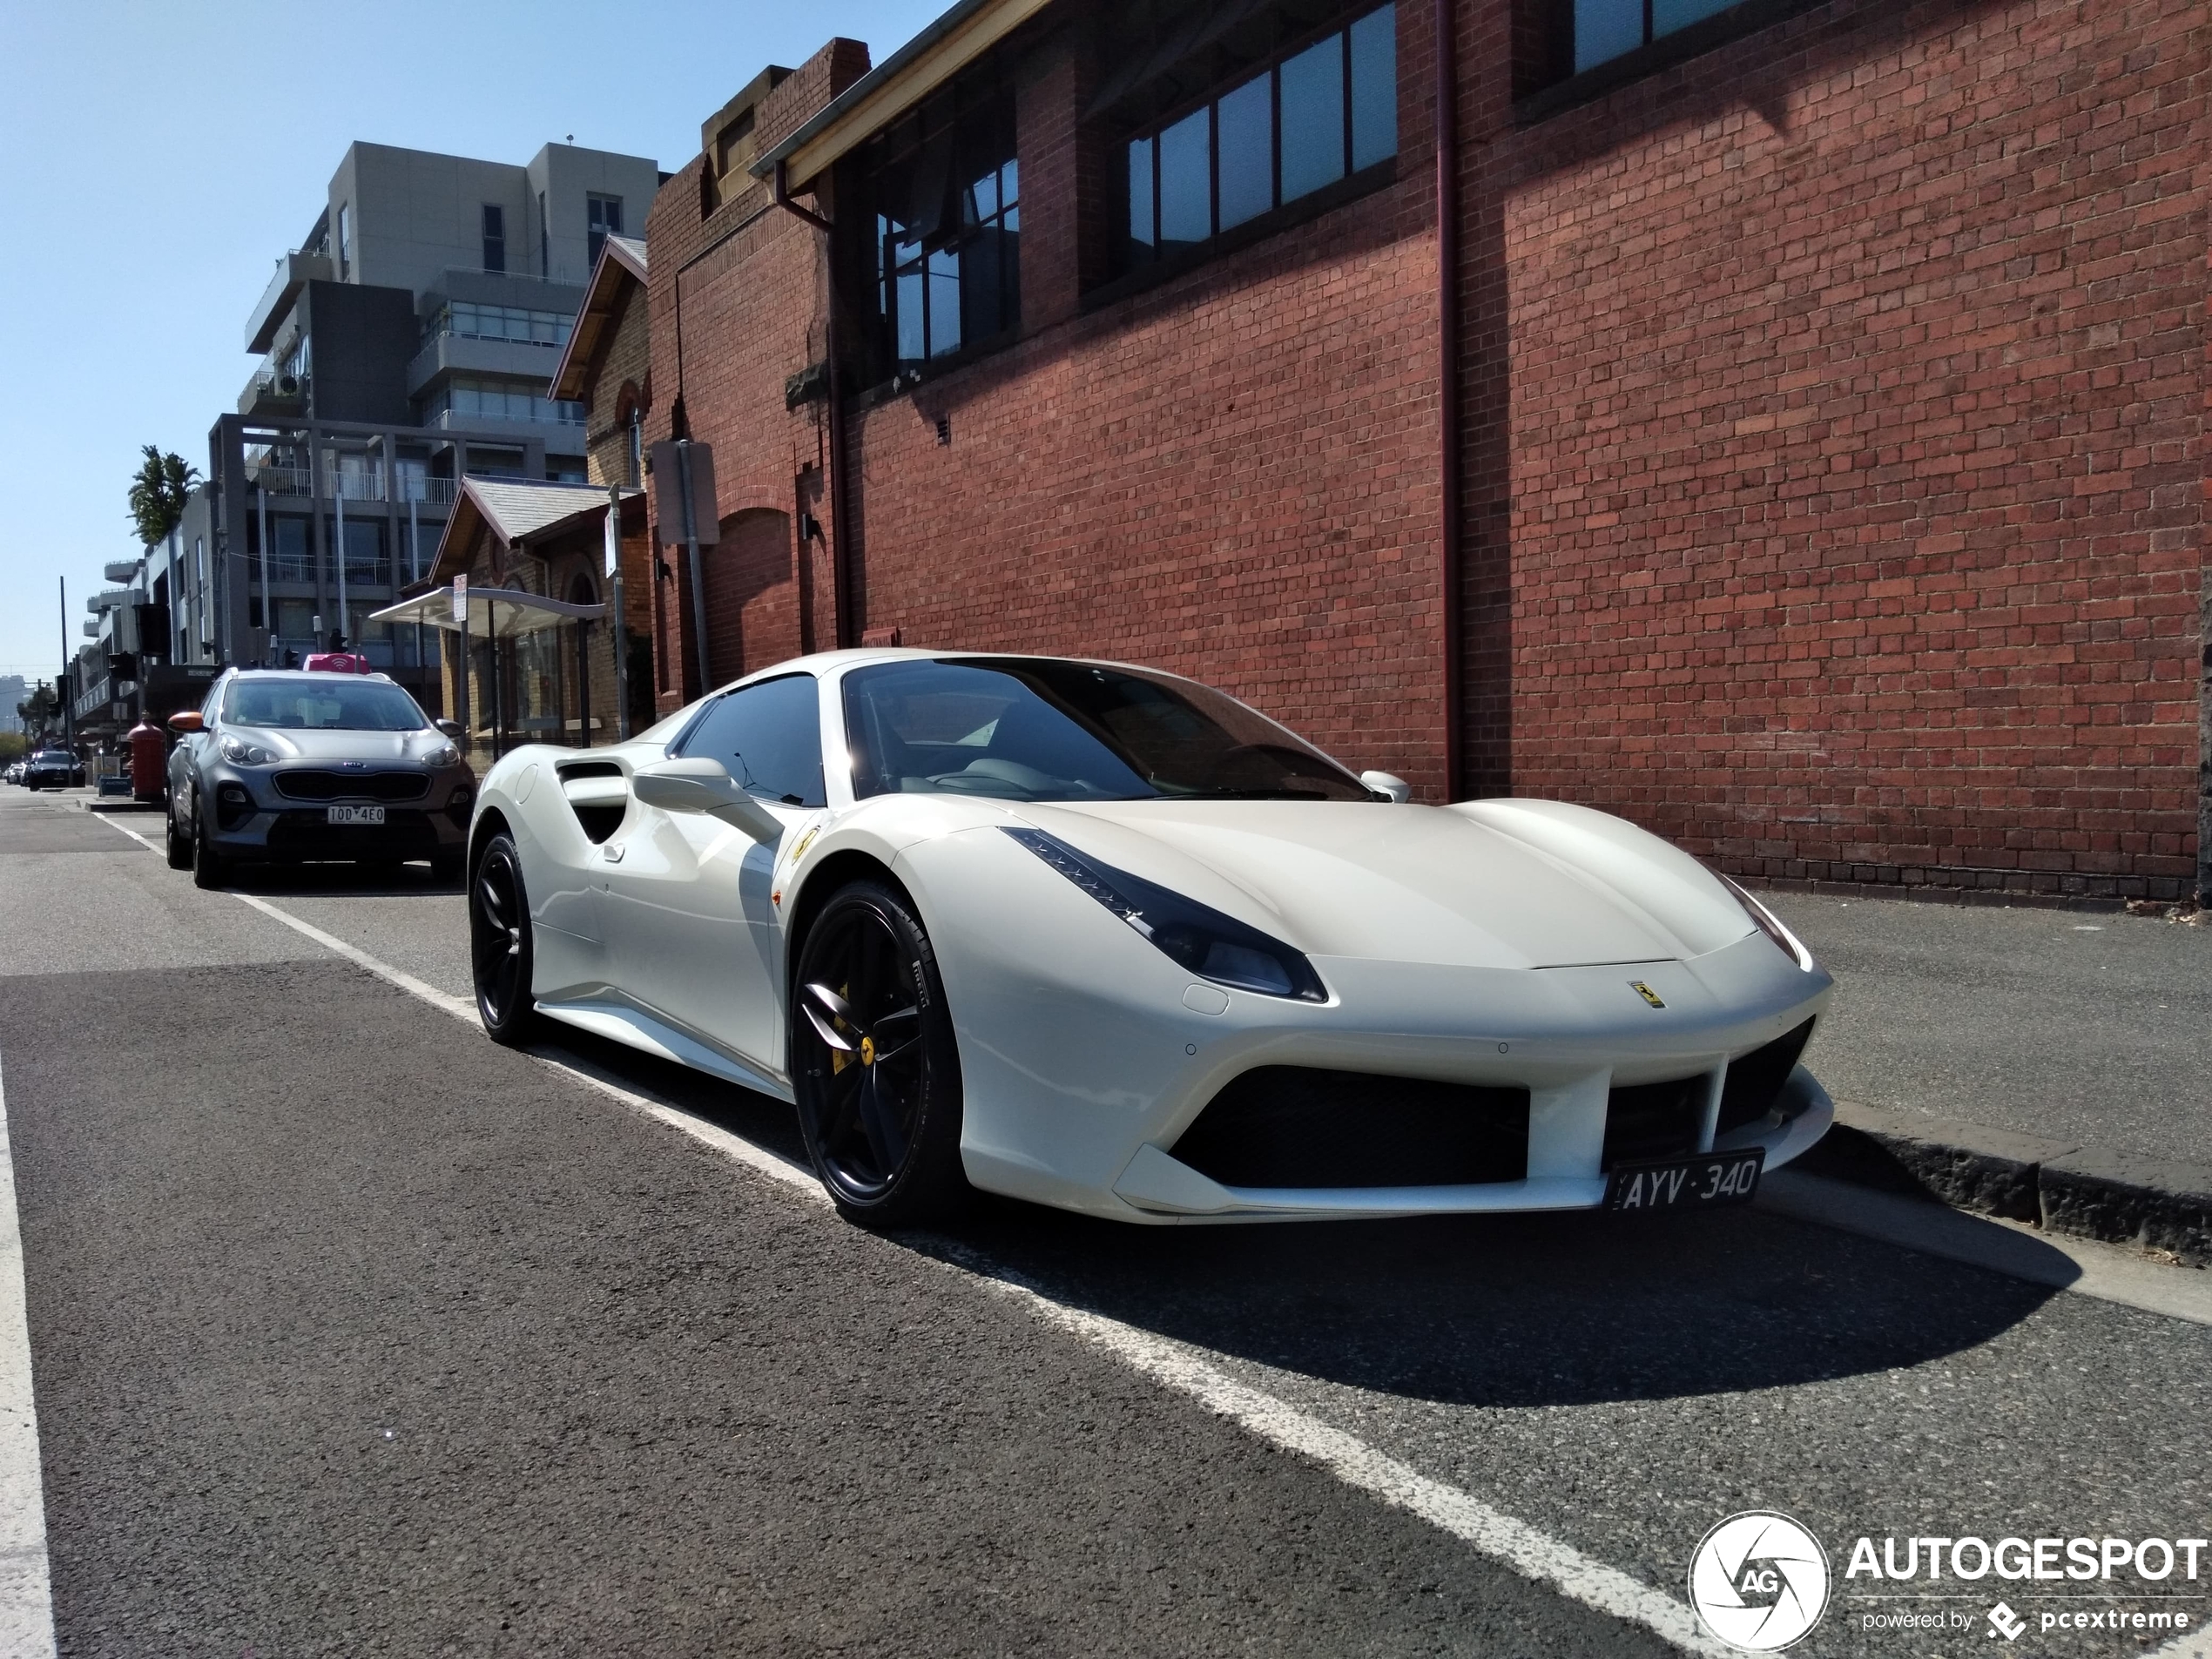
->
[[1689, 1511, 1831, 1650]]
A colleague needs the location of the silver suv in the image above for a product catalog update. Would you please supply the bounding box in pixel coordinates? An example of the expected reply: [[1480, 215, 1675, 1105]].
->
[[165, 669, 474, 887]]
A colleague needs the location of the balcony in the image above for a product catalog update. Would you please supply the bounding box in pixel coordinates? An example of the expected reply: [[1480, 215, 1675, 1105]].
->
[[104, 560, 140, 584], [246, 250, 333, 354], [406, 332, 570, 399], [244, 462, 458, 508], [239, 363, 308, 420]]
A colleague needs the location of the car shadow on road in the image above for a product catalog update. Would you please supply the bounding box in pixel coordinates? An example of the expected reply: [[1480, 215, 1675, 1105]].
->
[[222, 861, 465, 899], [524, 1018, 2072, 1410], [903, 1194, 2070, 1409]]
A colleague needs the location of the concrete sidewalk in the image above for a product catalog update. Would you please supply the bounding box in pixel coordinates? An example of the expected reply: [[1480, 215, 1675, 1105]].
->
[[1767, 891, 2210, 1264]]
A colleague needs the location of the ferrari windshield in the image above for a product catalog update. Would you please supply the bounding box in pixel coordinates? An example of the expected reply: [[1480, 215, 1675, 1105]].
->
[[842, 658, 1370, 802], [223, 678, 428, 732]]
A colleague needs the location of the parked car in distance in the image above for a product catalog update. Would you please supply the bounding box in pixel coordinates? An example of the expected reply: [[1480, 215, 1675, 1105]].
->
[[2, 760, 23, 786], [165, 669, 474, 888], [22, 749, 78, 790]]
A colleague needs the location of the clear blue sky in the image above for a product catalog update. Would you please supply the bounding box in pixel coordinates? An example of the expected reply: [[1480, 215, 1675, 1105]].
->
[[0, 0, 944, 685]]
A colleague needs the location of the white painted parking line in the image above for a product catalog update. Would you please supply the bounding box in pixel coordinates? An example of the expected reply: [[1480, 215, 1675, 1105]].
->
[[0, 1058, 59, 1659]]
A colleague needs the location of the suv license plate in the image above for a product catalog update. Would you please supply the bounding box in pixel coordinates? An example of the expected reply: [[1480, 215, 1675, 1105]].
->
[[327, 805, 386, 826], [1606, 1150, 1764, 1212]]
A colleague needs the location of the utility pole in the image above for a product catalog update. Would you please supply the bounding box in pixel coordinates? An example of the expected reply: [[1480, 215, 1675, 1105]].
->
[[57, 576, 71, 744], [607, 481, 630, 741]]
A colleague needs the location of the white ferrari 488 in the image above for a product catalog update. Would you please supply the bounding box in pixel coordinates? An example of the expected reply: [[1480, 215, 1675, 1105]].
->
[[469, 651, 1834, 1227]]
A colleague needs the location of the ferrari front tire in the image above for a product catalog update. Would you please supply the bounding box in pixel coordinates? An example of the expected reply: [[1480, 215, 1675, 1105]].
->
[[791, 880, 968, 1229], [470, 833, 539, 1046]]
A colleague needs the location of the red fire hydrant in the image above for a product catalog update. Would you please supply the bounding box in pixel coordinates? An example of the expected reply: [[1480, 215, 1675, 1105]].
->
[[126, 719, 167, 803]]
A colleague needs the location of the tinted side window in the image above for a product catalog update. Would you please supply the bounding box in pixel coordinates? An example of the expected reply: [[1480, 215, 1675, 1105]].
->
[[673, 674, 825, 807]]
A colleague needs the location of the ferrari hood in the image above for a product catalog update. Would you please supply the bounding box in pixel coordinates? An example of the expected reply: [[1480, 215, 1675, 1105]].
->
[[1019, 797, 1757, 970]]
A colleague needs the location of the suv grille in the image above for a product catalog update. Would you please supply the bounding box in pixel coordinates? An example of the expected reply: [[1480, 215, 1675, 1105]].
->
[[274, 769, 429, 802], [1171, 1067, 1529, 1189]]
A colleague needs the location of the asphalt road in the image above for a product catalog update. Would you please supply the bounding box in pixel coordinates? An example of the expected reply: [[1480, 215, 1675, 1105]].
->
[[2, 786, 2207, 1658], [1769, 894, 2212, 1169]]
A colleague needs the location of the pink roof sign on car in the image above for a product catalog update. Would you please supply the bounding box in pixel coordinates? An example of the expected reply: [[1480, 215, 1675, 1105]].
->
[[303, 652, 372, 673]]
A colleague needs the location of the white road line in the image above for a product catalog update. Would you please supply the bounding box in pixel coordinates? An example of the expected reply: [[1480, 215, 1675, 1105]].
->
[[0, 1059, 58, 1659]]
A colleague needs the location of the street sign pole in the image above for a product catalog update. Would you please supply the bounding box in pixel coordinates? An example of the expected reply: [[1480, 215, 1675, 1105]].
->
[[454, 575, 470, 759], [607, 482, 630, 741], [680, 440, 711, 698]]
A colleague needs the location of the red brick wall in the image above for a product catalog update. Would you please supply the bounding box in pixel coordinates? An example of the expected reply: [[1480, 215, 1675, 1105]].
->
[[1493, 0, 2208, 900], [643, 39, 870, 710], [840, 11, 1449, 793]]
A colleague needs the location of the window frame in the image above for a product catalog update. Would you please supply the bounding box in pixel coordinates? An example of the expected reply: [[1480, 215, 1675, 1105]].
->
[[846, 57, 1022, 389], [665, 671, 828, 808], [1116, 2, 1398, 278], [481, 204, 506, 274]]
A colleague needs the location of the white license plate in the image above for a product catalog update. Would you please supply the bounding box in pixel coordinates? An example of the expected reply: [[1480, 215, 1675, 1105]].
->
[[327, 805, 385, 826]]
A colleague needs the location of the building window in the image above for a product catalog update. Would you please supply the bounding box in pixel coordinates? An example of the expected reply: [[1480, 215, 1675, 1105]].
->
[[588, 194, 623, 266], [424, 378, 585, 428], [482, 204, 506, 273], [338, 204, 352, 279], [423, 301, 575, 348], [1562, 0, 1739, 75], [1123, 3, 1395, 268], [857, 65, 1020, 376], [538, 191, 550, 277]]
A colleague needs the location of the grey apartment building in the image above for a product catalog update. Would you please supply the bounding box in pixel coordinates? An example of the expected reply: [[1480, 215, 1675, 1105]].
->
[[105, 139, 661, 725]]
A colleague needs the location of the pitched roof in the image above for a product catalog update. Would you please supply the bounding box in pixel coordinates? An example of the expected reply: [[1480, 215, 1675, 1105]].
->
[[550, 234, 650, 403], [428, 477, 631, 584]]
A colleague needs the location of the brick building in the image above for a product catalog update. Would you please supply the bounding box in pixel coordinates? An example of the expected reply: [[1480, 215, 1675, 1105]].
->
[[643, 0, 2207, 904]]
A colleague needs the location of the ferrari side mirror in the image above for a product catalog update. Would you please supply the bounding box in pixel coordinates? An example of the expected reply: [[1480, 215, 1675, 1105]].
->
[[168, 711, 205, 735], [630, 757, 783, 842], [435, 718, 463, 740], [1359, 770, 1411, 803]]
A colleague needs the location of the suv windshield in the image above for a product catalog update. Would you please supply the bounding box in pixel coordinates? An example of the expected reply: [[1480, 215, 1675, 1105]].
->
[[842, 658, 1369, 803], [224, 678, 428, 732]]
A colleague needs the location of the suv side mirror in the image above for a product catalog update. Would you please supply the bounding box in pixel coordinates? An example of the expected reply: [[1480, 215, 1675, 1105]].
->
[[435, 718, 464, 740], [630, 757, 783, 842], [168, 711, 205, 735], [1359, 770, 1411, 803]]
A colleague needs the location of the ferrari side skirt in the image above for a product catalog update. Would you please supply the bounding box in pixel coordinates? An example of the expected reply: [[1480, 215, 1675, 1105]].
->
[[535, 995, 796, 1103]]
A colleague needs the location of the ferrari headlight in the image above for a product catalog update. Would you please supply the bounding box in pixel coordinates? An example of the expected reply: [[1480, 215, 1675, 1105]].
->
[[1005, 827, 1326, 1001], [1717, 873, 1816, 971], [219, 735, 274, 765]]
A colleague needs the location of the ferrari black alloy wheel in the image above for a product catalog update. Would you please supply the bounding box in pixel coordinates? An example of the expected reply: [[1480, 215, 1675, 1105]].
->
[[470, 833, 538, 1045], [791, 880, 968, 1227]]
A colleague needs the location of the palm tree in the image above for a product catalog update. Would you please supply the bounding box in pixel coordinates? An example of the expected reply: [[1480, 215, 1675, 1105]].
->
[[126, 445, 201, 548]]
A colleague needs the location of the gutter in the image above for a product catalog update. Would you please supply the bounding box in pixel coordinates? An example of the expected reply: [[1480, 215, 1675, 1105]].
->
[[770, 166, 854, 650], [1435, 0, 1463, 799]]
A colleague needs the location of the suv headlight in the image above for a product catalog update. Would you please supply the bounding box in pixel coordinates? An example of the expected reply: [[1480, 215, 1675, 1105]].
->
[[1717, 873, 1816, 971], [219, 735, 274, 765], [1005, 827, 1326, 1001], [423, 742, 462, 769]]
